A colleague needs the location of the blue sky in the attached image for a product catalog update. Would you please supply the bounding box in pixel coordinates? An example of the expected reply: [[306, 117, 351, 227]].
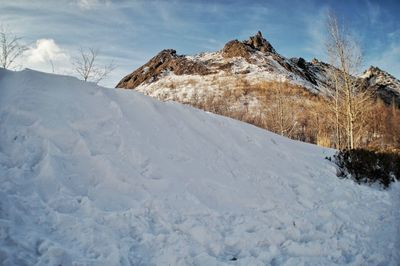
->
[[1, 0, 399, 86]]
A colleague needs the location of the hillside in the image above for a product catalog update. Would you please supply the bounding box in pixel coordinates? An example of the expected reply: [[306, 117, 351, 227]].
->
[[116, 31, 400, 106], [116, 32, 400, 150], [0, 69, 399, 265]]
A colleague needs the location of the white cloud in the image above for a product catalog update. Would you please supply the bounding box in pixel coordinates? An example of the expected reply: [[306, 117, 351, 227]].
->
[[23, 39, 71, 74], [25, 39, 68, 64]]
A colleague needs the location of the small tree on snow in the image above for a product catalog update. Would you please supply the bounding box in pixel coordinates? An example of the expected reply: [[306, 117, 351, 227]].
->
[[72, 47, 116, 84], [0, 24, 27, 69]]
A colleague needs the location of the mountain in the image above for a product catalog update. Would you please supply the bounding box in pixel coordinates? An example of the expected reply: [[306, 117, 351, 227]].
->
[[116, 32, 400, 150], [116, 31, 400, 105], [360, 66, 400, 106], [117, 31, 331, 95], [1, 69, 399, 265]]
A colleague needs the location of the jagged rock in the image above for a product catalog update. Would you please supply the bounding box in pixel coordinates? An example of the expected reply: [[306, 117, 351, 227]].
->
[[244, 31, 276, 53], [290, 57, 307, 69], [222, 31, 276, 61], [221, 32, 317, 85], [116, 49, 211, 89], [311, 58, 319, 64], [221, 40, 254, 60], [361, 66, 400, 107]]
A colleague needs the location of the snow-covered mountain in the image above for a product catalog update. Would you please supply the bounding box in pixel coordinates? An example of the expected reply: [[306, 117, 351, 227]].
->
[[116, 31, 400, 107], [117, 32, 328, 97], [1, 69, 399, 265], [361, 66, 400, 106]]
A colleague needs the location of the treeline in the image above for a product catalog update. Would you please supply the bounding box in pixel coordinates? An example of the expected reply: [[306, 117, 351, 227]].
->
[[183, 79, 400, 152]]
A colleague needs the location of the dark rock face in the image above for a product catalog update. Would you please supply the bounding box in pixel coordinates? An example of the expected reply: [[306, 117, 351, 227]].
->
[[116, 49, 211, 89], [361, 66, 400, 107], [290, 57, 307, 70], [220, 33, 317, 86], [244, 31, 276, 54], [221, 31, 277, 60], [221, 40, 255, 61]]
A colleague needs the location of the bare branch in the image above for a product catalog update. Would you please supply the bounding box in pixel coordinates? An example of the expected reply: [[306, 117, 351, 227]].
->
[[325, 12, 373, 149], [72, 47, 116, 84], [0, 24, 27, 69]]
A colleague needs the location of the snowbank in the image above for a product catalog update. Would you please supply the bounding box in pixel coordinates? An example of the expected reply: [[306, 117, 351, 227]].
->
[[0, 69, 399, 265]]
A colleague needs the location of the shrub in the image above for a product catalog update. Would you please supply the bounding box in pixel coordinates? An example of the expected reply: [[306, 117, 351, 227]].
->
[[329, 149, 400, 188]]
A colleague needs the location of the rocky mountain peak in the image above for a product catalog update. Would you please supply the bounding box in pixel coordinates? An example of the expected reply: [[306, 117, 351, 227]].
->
[[244, 31, 276, 54], [116, 48, 211, 89], [221, 31, 277, 60], [116, 33, 400, 109], [362, 65, 399, 85], [360, 66, 400, 107], [362, 66, 394, 80], [362, 66, 381, 77]]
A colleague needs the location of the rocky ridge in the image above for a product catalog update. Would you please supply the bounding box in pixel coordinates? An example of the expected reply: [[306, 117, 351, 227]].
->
[[116, 49, 212, 89], [360, 66, 400, 106], [116, 32, 400, 107]]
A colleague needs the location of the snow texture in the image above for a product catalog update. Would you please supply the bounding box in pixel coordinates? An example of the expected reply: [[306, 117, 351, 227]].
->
[[0, 69, 399, 265]]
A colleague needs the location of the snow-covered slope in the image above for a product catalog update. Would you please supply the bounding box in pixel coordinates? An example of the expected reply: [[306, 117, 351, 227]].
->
[[0, 69, 399, 265]]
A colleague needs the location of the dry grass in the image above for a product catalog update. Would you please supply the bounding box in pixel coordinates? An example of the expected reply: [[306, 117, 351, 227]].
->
[[152, 76, 400, 151]]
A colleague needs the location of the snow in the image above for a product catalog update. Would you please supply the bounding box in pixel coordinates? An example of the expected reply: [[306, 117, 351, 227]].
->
[[0, 69, 399, 265], [136, 51, 323, 104], [360, 67, 400, 93]]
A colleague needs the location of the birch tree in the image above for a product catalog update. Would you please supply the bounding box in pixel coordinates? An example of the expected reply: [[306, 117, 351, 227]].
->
[[325, 65, 346, 149], [326, 12, 373, 149], [268, 82, 297, 137]]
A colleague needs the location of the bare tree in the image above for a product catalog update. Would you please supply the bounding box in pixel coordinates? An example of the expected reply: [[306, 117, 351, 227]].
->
[[267, 82, 297, 137], [0, 24, 27, 69], [72, 47, 116, 84], [325, 66, 345, 149], [325, 12, 373, 149]]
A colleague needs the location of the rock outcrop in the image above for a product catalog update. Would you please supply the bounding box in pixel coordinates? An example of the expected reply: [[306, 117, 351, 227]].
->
[[116, 49, 211, 89], [221, 31, 276, 60], [221, 40, 255, 61], [361, 66, 400, 106], [117, 32, 286, 90], [245, 31, 276, 53]]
